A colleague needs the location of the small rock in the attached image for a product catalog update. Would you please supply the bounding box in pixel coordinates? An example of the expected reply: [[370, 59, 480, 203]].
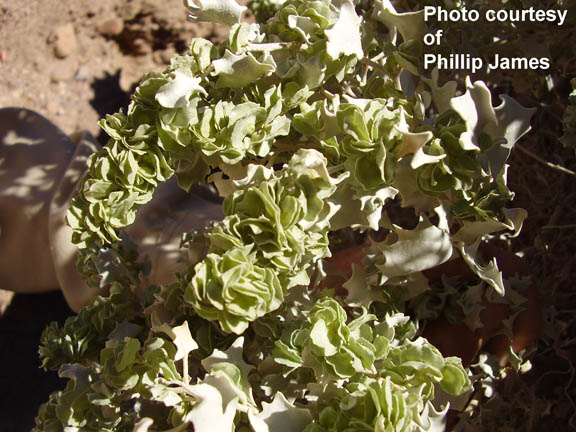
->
[[97, 18, 124, 37], [74, 65, 90, 81], [0, 49, 6, 63], [118, 4, 138, 20], [50, 23, 77, 59], [49, 56, 78, 82]]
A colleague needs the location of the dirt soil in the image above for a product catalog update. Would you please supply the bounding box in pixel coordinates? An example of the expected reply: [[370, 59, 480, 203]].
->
[[1, 1, 576, 431], [0, 0, 228, 140]]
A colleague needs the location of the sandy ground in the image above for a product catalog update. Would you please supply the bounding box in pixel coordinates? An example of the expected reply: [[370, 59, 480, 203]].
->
[[0, 0, 226, 138]]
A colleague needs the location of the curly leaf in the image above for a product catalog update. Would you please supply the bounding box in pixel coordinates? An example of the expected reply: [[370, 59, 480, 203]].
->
[[185, 0, 246, 26], [212, 51, 275, 88]]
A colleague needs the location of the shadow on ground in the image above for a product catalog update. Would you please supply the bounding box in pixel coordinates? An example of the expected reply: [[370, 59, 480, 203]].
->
[[0, 291, 73, 431], [89, 70, 131, 145]]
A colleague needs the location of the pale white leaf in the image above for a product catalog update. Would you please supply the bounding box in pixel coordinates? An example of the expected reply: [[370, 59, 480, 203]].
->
[[375, 218, 453, 281], [450, 77, 496, 152], [394, 158, 441, 214], [421, 68, 457, 114], [201, 336, 253, 379], [212, 50, 275, 88], [172, 321, 198, 361], [484, 95, 536, 176], [185, 0, 246, 26], [184, 383, 238, 432], [452, 207, 527, 244], [133, 418, 154, 432], [156, 72, 206, 108], [248, 392, 313, 432], [325, 1, 364, 60], [154, 321, 198, 361], [201, 337, 256, 407], [203, 371, 249, 409], [344, 264, 384, 308], [372, 0, 427, 44], [393, 107, 441, 168], [458, 240, 505, 296]]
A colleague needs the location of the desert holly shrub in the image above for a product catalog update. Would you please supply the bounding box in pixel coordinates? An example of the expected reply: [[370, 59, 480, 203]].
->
[[35, 0, 549, 430]]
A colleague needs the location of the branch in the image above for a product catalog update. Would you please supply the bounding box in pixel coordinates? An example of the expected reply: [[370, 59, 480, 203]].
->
[[516, 144, 576, 177]]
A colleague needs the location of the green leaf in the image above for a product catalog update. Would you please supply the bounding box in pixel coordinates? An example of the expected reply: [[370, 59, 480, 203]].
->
[[116, 338, 140, 372], [441, 357, 471, 395], [337, 104, 371, 143]]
